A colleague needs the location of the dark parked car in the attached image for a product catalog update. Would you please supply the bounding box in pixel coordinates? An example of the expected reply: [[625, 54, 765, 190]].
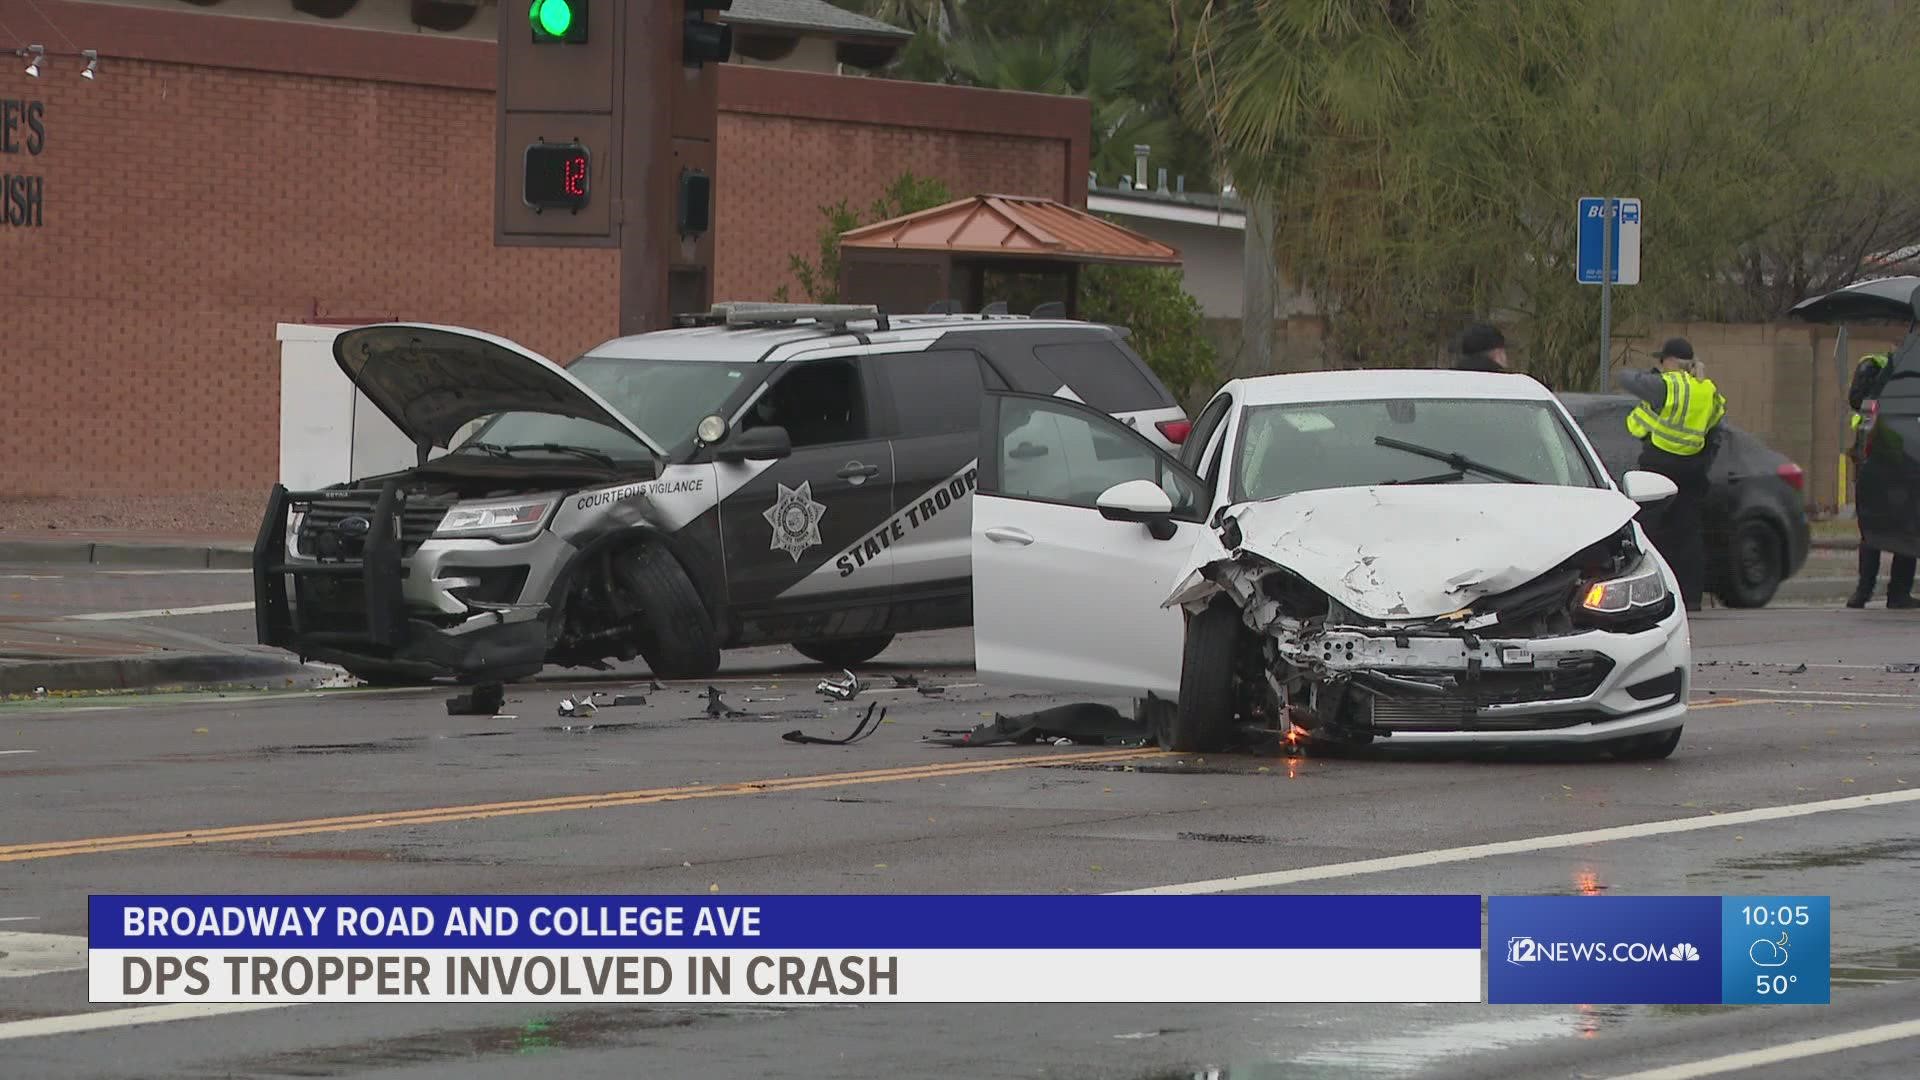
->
[[1788, 276, 1920, 560], [1558, 392, 1811, 607]]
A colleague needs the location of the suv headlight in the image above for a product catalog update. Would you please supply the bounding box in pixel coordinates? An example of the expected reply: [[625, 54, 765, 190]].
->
[[1577, 556, 1673, 622], [433, 495, 559, 542]]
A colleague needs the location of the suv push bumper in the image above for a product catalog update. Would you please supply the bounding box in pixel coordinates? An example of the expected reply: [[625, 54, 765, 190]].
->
[[253, 483, 551, 683]]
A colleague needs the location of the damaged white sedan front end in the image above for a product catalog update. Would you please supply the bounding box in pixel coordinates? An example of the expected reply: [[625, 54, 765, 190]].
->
[[1163, 484, 1690, 755]]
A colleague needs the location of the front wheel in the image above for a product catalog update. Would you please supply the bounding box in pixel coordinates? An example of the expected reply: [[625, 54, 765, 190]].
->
[[612, 545, 721, 680], [1610, 726, 1683, 761], [1717, 516, 1785, 608], [792, 634, 895, 668], [1159, 599, 1240, 752]]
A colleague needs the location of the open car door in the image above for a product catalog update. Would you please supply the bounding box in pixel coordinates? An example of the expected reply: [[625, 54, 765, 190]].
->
[[970, 391, 1209, 697]]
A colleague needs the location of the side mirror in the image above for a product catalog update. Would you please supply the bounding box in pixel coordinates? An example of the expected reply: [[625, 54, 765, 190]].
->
[[1097, 479, 1179, 540], [715, 425, 792, 463], [1622, 470, 1679, 504], [1909, 282, 1920, 324]]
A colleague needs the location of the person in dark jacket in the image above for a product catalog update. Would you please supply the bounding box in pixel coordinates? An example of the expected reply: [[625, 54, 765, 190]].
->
[[1454, 323, 1510, 371], [1845, 351, 1914, 608]]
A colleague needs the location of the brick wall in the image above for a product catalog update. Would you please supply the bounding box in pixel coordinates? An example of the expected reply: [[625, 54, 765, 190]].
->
[[0, 4, 1085, 496]]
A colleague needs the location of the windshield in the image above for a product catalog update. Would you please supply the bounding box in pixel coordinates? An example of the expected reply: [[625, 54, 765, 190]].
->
[[1232, 397, 1603, 503], [454, 356, 757, 462]]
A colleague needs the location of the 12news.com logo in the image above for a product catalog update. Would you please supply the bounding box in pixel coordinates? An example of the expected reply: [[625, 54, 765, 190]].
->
[[1506, 936, 1702, 965]]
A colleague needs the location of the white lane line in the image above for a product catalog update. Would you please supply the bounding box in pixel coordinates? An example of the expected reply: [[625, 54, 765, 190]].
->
[[0, 917, 39, 923], [64, 602, 254, 621], [1116, 788, 1920, 895], [0, 750, 37, 756], [101, 570, 251, 577], [1703, 686, 1920, 700], [1605, 1018, 1920, 1079], [0, 1003, 295, 1042]]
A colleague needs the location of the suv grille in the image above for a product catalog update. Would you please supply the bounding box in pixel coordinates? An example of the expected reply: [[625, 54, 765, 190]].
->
[[295, 493, 452, 559]]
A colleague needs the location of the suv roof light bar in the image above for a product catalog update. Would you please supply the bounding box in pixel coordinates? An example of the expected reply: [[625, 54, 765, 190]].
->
[[677, 301, 892, 334]]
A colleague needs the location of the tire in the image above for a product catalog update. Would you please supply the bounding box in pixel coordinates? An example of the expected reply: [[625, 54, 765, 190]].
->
[[1611, 726, 1683, 761], [612, 544, 722, 680], [1717, 515, 1785, 608], [1159, 598, 1240, 752], [792, 634, 895, 668]]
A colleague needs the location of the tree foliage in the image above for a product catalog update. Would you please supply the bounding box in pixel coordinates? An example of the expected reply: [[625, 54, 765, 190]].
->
[[778, 172, 956, 304], [1081, 264, 1217, 406], [1185, 0, 1920, 389]]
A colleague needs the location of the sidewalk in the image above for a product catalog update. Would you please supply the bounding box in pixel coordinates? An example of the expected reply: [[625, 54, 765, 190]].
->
[[0, 529, 253, 570], [0, 528, 314, 694]]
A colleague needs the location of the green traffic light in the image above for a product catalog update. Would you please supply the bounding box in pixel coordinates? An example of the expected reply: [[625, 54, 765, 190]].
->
[[531, 0, 573, 38]]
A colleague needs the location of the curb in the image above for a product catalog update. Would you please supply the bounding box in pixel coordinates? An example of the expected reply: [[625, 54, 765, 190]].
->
[[0, 539, 252, 570], [0, 651, 307, 695]]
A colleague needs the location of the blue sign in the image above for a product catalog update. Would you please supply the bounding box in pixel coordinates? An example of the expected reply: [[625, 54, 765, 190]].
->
[[1578, 196, 1642, 285], [88, 894, 1482, 951], [1489, 895, 1830, 1004]]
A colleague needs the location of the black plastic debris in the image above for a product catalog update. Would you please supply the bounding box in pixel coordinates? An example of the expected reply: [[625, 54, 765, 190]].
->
[[1786, 663, 1808, 674], [783, 702, 886, 745], [1888, 663, 1920, 674], [923, 703, 1149, 748], [915, 683, 947, 696], [817, 669, 863, 701], [704, 686, 749, 717], [891, 674, 919, 688], [446, 683, 505, 716], [611, 694, 648, 706]]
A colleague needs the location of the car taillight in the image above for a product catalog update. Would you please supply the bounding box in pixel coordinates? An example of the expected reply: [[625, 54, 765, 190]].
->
[[1156, 419, 1191, 444], [1776, 462, 1804, 491]]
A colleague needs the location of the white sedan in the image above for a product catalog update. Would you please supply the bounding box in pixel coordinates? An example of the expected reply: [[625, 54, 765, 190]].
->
[[970, 369, 1693, 760]]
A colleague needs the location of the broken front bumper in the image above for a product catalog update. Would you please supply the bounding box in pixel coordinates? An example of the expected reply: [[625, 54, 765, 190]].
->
[[1285, 606, 1690, 744], [252, 483, 560, 683]]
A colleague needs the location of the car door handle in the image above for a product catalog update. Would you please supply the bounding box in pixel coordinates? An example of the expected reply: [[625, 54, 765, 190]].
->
[[837, 463, 880, 479], [983, 526, 1034, 546]]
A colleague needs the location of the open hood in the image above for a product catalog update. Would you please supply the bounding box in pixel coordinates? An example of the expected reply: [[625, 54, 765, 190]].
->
[[332, 323, 664, 456], [1168, 485, 1641, 621]]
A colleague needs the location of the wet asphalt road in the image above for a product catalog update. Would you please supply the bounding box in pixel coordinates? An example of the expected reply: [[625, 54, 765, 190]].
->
[[1, 567, 1919, 1079]]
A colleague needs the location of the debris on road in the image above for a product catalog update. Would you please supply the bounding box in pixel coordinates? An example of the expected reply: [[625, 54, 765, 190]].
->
[[783, 702, 886, 745], [817, 669, 863, 701], [1887, 663, 1920, 674], [890, 674, 918, 688], [923, 703, 1150, 748], [446, 683, 505, 717], [557, 692, 600, 718], [704, 686, 750, 718], [915, 683, 948, 696]]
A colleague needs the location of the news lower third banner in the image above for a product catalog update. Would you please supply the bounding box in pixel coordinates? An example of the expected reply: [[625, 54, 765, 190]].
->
[[87, 894, 1483, 1004], [86, 894, 1831, 1005]]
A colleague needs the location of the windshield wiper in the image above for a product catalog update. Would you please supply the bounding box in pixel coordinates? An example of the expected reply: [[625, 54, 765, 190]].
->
[[1388, 470, 1466, 485], [453, 442, 619, 469], [1374, 436, 1535, 484], [498, 443, 620, 469]]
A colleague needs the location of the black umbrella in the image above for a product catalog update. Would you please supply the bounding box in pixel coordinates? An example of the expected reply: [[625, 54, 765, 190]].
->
[[1789, 275, 1920, 324]]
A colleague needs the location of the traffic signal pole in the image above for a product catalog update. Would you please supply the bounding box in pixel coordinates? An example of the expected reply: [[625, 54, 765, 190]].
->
[[498, 1, 730, 336]]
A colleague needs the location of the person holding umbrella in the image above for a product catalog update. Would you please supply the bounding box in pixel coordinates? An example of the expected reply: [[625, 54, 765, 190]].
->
[[1845, 349, 1914, 608], [1617, 337, 1727, 611]]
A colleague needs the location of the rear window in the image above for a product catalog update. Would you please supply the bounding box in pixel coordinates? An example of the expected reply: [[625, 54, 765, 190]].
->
[[1031, 341, 1172, 413]]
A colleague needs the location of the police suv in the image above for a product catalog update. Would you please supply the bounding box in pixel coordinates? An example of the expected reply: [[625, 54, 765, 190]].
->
[[253, 303, 1191, 685]]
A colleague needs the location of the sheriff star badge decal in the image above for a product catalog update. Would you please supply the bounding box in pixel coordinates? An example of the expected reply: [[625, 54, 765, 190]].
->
[[763, 481, 827, 562]]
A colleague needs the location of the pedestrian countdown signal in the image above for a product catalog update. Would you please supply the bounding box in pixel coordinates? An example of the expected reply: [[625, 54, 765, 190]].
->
[[529, 0, 588, 43], [524, 142, 591, 212]]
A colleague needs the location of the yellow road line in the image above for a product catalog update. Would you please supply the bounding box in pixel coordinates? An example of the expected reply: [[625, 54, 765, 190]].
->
[[0, 747, 1169, 863]]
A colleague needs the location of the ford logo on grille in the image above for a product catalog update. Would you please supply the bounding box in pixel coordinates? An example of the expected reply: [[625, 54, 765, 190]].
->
[[336, 516, 372, 537]]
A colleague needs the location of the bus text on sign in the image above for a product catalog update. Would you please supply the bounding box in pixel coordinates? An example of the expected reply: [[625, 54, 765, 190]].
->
[[524, 143, 591, 213]]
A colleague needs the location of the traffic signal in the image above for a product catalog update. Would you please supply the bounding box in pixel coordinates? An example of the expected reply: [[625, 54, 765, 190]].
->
[[530, 0, 588, 43], [524, 141, 591, 212], [683, 1, 732, 67]]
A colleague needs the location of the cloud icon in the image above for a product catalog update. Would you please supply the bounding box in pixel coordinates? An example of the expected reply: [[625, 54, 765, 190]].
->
[[1671, 943, 1700, 961], [1749, 932, 1790, 968]]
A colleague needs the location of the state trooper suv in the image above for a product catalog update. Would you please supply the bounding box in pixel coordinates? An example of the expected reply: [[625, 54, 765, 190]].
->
[[253, 303, 1191, 685]]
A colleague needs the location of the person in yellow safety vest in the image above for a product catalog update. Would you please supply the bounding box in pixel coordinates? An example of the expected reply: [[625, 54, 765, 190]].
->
[[1617, 337, 1726, 612], [1844, 351, 1913, 608]]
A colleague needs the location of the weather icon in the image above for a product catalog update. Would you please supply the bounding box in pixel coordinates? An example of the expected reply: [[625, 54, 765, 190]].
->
[[1750, 932, 1790, 968]]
